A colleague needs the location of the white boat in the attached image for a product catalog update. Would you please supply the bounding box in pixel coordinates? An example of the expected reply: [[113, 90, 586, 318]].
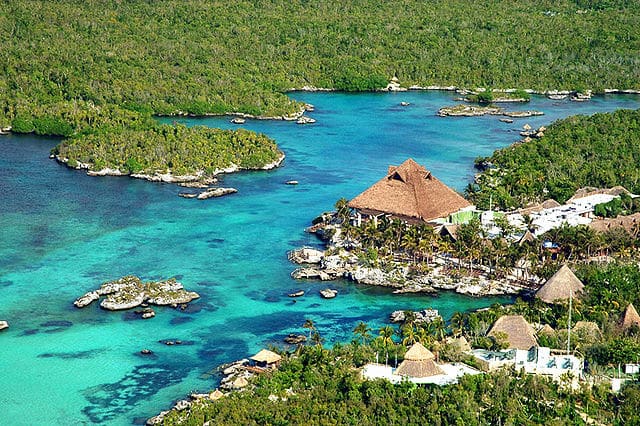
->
[[230, 117, 246, 124]]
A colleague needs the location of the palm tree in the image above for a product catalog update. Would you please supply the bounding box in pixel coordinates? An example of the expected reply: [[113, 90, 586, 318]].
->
[[401, 323, 418, 346], [378, 325, 395, 349], [303, 318, 316, 340], [352, 321, 372, 345], [428, 318, 447, 342], [311, 331, 324, 346], [449, 312, 466, 337]]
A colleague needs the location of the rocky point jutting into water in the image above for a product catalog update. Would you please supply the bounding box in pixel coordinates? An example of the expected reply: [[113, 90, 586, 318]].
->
[[74, 275, 200, 313], [289, 159, 532, 297]]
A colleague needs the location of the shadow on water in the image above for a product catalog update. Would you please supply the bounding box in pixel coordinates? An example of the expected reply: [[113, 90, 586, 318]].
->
[[82, 364, 188, 423]]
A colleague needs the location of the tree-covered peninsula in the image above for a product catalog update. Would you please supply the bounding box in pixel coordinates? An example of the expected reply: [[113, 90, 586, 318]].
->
[[53, 125, 283, 177], [1, 0, 640, 131], [468, 108, 640, 210], [156, 340, 640, 425]]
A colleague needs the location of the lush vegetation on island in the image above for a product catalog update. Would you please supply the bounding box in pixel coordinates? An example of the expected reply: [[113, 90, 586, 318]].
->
[[468, 109, 640, 210], [53, 125, 282, 175], [2, 0, 640, 133], [159, 320, 640, 425]]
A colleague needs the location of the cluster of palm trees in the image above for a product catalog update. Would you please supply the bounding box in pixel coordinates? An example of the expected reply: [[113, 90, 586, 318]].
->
[[338, 200, 640, 284]]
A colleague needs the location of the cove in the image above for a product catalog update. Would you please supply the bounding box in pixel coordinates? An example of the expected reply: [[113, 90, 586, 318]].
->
[[1, 91, 639, 425]]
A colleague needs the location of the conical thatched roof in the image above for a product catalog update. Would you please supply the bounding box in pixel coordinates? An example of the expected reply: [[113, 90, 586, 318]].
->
[[518, 230, 536, 246], [620, 303, 640, 331], [538, 324, 555, 336], [488, 315, 538, 350], [209, 389, 225, 400], [403, 342, 435, 361], [348, 158, 471, 223], [394, 342, 443, 378], [251, 349, 282, 364], [536, 265, 584, 304], [232, 376, 249, 389], [395, 358, 444, 378]]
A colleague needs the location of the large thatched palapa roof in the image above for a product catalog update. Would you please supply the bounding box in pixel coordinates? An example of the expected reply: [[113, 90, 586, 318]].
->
[[620, 303, 640, 331], [348, 158, 471, 223], [536, 265, 584, 304], [589, 212, 640, 235], [488, 315, 538, 350], [251, 349, 282, 364], [395, 342, 443, 378]]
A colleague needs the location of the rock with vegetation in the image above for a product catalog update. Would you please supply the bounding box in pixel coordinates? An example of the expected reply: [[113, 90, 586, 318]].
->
[[53, 125, 283, 181], [74, 275, 199, 312]]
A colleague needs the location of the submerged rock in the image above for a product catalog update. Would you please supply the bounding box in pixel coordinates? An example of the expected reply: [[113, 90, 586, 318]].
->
[[319, 288, 338, 299], [284, 333, 307, 344]]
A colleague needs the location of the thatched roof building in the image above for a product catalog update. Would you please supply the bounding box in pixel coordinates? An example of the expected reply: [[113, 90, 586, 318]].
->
[[348, 158, 472, 223], [536, 265, 584, 304], [567, 185, 632, 203], [620, 303, 640, 331], [588, 212, 640, 235], [518, 199, 561, 215], [232, 376, 249, 389], [395, 342, 444, 378], [209, 389, 225, 400], [488, 315, 538, 350], [251, 349, 282, 366], [517, 230, 536, 246]]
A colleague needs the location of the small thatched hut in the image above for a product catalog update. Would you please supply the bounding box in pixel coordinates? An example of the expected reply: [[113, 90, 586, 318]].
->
[[209, 389, 225, 401], [395, 342, 444, 378], [232, 376, 249, 389], [536, 265, 584, 304], [488, 315, 538, 350], [538, 324, 555, 337], [251, 349, 282, 368], [620, 303, 640, 331]]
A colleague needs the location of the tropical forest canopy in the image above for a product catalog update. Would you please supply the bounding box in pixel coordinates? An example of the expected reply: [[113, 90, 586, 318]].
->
[[468, 109, 640, 210], [1, 0, 640, 131], [54, 126, 282, 175]]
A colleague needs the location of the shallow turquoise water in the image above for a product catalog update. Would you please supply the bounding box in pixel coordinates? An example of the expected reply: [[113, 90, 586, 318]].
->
[[1, 91, 639, 425]]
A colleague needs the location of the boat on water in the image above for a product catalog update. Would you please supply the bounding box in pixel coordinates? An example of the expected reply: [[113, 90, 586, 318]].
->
[[288, 290, 305, 297], [547, 94, 567, 100], [230, 117, 246, 124]]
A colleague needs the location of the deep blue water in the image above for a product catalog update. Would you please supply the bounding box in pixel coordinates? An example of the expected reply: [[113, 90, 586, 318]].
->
[[1, 91, 639, 425]]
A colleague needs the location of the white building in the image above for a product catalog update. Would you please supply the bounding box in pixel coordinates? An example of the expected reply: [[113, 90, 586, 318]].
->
[[472, 346, 583, 380]]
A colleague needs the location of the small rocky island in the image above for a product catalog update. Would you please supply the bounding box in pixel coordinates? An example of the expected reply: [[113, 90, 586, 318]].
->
[[53, 125, 285, 197], [438, 104, 543, 118], [74, 275, 200, 314]]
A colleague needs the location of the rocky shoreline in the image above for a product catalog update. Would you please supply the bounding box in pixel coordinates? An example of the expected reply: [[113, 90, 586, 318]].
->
[[54, 152, 285, 200], [437, 104, 544, 118], [74, 275, 200, 314], [289, 85, 640, 96], [288, 247, 525, 297]]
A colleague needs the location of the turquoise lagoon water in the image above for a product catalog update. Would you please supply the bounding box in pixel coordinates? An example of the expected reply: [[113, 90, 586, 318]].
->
[[1, 91, 639, 425]]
